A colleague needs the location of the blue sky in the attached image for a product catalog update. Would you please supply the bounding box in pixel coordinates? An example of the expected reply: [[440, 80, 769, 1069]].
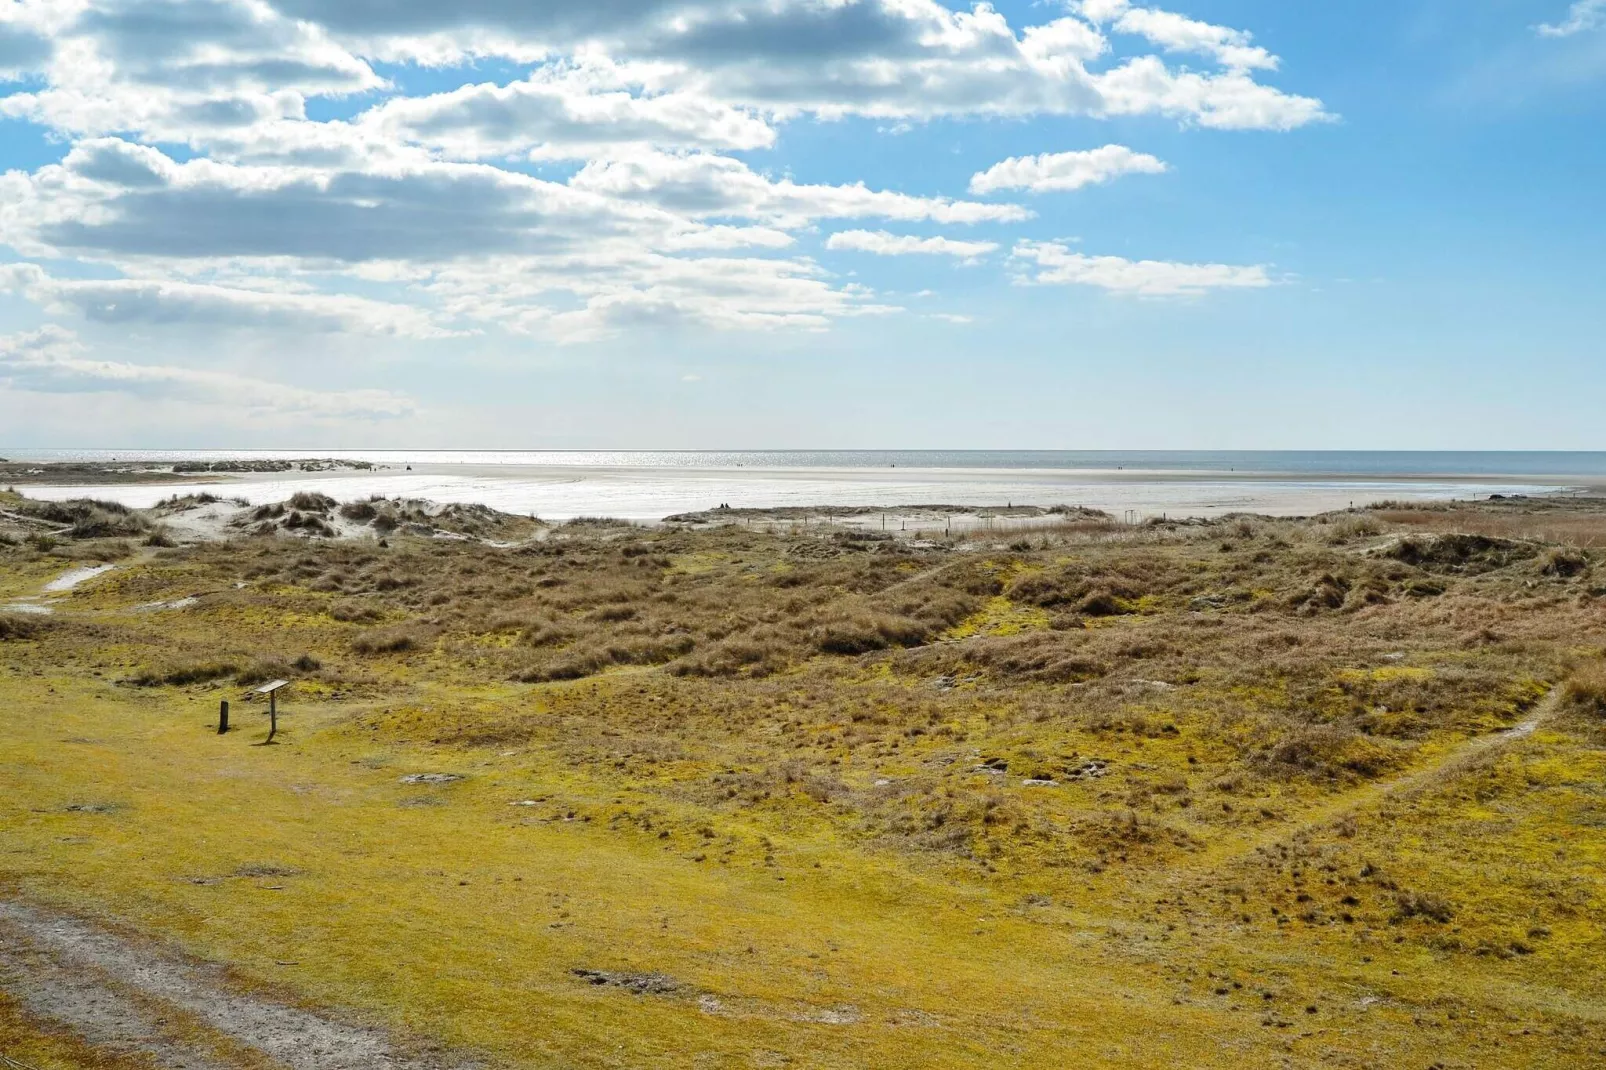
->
[[0, 0, 1600, 449]]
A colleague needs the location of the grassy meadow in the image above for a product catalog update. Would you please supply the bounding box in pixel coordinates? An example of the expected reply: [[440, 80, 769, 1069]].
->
[[2, 490, 1605, 1067]]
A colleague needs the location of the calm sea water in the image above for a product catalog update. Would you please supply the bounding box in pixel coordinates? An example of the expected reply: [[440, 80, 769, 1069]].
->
[[7, 449, 1606, 476], [7, 449, 1594, 521]]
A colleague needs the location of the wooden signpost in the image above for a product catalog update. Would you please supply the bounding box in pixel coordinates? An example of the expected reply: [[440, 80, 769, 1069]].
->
[[255, 679, 289, 742]]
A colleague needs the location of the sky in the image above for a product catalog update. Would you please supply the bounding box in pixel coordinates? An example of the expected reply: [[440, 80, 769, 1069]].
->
[[0, 0, 1601, 451]]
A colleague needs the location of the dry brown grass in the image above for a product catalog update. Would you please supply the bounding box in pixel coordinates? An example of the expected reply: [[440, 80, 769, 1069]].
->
[[1562, 660, 1606, 715], [1376, 497, 1606, 548]]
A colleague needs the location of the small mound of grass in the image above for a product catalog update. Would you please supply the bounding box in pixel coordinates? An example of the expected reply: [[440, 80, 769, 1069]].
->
[[130, 660, 241, 687], [1383, 533, 1535, 574], [287, 492, 338, 513], [352, 626, 434, 655], [0, 613, 55, 642], [1563, 663, 1606, 715]]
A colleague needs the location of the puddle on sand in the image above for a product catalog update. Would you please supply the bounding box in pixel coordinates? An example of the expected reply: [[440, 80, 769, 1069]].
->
[[43, 564, 115, 592]]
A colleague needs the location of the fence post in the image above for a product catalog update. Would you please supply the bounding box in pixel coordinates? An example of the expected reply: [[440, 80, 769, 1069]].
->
[[218, 700, 229, 734]]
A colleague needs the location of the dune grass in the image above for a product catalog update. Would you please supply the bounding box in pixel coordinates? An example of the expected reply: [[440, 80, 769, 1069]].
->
[[2, 496, 1605, 1066]]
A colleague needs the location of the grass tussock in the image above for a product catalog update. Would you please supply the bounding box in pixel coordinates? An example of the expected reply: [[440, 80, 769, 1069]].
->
[[0, 613, 54, 641], [130, 659, 242, 687], [1562, 661, 1606, 715], [351, 625, 436, 655]]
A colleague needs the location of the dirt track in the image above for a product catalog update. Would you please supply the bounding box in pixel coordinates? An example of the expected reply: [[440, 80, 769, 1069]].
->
[[0, 902, 473, 1070]]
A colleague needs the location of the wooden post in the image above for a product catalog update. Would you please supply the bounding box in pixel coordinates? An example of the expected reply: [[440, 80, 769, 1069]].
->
[[218, 700, 229, 734]]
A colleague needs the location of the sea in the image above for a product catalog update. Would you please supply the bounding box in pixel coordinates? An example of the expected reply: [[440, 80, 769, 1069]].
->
[[4, 450, 1602, 522]]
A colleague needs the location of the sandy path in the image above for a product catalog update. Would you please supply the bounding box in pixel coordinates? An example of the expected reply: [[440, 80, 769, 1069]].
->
[[0, 902, 473, 1070], [0, 909, 236, 1070]]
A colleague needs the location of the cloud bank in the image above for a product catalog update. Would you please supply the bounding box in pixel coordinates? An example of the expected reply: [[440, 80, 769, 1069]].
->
[[0, 0, 1328, 420]]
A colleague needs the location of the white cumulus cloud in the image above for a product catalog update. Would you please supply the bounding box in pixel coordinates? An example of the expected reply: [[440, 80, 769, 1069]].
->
[[361, 63, 777, 161], [825, 231, 998, 259], [969, 145, 1167, 194], [568, 151, 1031, 226], [1538, 0, 1606, 36], [1012, 240, 1273, 296], [1083, 2, 1279, 71]]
